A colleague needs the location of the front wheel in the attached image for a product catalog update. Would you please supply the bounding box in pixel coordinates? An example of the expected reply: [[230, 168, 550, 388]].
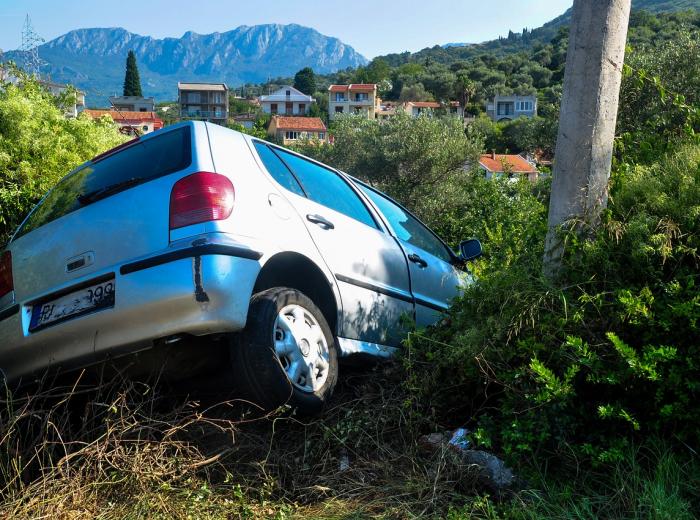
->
[[230, 287, 338, 414]]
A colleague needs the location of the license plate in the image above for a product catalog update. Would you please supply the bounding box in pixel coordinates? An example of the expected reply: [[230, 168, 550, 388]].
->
[[30, 278, 115, 331]]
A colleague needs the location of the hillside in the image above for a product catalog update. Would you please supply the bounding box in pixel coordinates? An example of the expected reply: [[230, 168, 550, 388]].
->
[[388, 0, 700, 67], [3, 24, 367, 104]]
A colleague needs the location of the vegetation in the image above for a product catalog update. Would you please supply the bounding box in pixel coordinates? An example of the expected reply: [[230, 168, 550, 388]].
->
[[1, 6, 699, 518], [293, 66, 316, 95], [0, 67, 126, 243], [122, 50, 143, 97]]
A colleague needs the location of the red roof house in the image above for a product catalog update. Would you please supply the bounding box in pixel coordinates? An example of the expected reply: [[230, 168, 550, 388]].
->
[[478, 153, 539, 181], [83, 109, 164, 135]]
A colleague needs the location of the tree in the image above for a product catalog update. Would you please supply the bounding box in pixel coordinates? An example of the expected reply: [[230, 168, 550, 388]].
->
[[292, 113, 481, 234], [122, 50, 143, 97], [455, 72, 477, 112], [293, 67, 316, 95], [398, 83, 432, 102], [543, 0, 631, 277], [0, 66, 126, 241]]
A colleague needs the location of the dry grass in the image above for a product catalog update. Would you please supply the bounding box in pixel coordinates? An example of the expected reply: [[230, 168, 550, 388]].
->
[[0, 363, 483, 519]]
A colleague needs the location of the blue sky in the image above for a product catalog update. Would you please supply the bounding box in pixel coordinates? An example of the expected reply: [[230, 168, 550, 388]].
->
[[0, 0, 573, 59]]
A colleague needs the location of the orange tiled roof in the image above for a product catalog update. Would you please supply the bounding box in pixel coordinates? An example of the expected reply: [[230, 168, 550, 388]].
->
[[329, 83, 377, 92], [84, 109, 162, 123], [273, 116, 326, 132], [478, 154, 538, 173]]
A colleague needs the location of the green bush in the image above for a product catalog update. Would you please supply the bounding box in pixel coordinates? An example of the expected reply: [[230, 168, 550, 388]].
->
[[405, 143, 700, 463], [0, 68, 126, 242]]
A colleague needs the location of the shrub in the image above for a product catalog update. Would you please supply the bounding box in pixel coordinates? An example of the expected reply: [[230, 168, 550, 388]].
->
[[405, 143, 700, 463], [0, 67, 126, 242]]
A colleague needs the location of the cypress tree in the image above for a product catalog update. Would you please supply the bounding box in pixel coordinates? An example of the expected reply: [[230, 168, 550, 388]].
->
[[122, 50, 143, 97]]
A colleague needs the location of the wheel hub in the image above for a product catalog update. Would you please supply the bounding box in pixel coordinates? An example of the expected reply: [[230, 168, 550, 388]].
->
[[273, 304, 330, 393]]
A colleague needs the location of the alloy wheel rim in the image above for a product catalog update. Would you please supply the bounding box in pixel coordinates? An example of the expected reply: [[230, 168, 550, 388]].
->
[[273, 304, 330, 393]]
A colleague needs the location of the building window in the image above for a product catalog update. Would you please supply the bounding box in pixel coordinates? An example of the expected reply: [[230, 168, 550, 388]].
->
[[516, 101, 533, 111], [142, 125, 149, 131], [285, 102, 293, 115], [318, 132, 325, 140], [335, 106, 344, 113], [139, 108, 147, 112], [212, 93, 222, 104], [355, 93, 368, 101], [285, 131, 299, 140], [335, 93, 346, 102], [299, 103, 306, 113], [497, 102, 514, 116], [286, 90, 291, 96], [187, 92, 201, 103], [271, 103, 278, 114]]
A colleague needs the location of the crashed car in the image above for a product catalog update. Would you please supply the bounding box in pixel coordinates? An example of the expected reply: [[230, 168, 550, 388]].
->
[[0, 121, 481, 412]]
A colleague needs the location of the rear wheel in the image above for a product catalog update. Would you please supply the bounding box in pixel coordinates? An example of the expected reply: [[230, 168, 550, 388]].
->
[[230, 287, 338, 414]]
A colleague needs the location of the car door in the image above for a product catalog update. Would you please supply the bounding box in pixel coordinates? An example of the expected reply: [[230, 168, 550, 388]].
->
[[254, 143, 414, 347], [358, 184, 465, 329]]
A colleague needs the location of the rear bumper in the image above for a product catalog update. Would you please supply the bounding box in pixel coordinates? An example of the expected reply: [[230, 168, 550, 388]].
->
[[0, 242, 262, 383]]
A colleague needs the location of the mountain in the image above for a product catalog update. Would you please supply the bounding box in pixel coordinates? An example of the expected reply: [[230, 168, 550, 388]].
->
[[4, 24, 367, 104]]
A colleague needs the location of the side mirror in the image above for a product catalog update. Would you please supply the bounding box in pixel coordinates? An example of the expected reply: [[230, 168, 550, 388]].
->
[[459, 238, 482, 262]]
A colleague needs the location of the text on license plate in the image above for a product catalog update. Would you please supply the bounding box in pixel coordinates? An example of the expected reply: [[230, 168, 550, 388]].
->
[[30, 278, 115, 331]]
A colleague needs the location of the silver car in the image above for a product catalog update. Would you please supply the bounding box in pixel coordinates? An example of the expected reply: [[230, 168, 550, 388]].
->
[[0, 121, 481, 412]]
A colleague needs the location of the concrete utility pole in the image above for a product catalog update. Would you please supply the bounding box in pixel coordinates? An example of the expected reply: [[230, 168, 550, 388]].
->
[[543, 0, 631, 278]]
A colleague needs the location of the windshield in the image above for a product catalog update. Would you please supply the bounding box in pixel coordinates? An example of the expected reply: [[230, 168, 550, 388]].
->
[[15, 126, 191, 239]]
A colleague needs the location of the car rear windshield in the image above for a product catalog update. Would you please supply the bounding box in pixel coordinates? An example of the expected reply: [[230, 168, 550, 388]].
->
[[15, 126, 191, 239]]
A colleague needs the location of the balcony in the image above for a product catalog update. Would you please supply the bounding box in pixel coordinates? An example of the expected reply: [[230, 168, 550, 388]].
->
[[180, 110, 226, 119]]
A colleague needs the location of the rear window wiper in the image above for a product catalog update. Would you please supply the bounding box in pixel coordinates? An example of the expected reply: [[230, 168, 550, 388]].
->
[[77, 177, 142, 205]]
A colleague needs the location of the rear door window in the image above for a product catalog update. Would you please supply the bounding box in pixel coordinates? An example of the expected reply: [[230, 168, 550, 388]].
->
[[273, 149, 378, 229], [252, 142, 305, 197], [16, 127, 191, 238]]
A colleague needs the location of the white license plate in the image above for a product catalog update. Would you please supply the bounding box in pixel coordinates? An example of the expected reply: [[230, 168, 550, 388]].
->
[[30, 278, 115, 331]]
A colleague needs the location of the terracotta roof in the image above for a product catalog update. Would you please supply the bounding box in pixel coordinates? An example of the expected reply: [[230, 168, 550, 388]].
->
[[272, 116, 326, 132], [83, 109, 162, 124], [408, 101, 442, 108], [478, 154, 538, 173], [329, 83, 377, 92]]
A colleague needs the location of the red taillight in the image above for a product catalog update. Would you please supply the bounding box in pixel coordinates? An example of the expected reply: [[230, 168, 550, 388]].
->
[[0, 251, 13, 299], [169, 172, 235, 230]]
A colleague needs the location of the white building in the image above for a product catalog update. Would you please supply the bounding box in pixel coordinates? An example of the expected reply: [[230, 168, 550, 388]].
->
[[486, 94, 537, 122], [39, 80, 86, 118], [259, 86, 315, 116], [109, 96, 156, 112]]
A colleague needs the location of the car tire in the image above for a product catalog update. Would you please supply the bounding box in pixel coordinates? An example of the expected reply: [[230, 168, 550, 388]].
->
[[230, 287, 338, 415]]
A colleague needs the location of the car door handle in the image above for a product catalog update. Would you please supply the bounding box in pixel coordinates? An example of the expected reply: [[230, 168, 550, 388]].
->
[[306, 214, 335, 229], [408, 253, 428, 268]]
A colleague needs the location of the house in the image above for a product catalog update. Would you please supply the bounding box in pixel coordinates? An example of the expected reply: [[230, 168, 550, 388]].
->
[[328, 84, 378, 119], [38, 80, 86, 118], [486, 94, 537, 122], [109, 95, 155, 112], [267, 116, 327, 145], [178, 82, 229, 125], [478, 152, 539, 182], [400, 101, 464, 118], [83, 109, 164, 135], [232, 112, 258, 130], [401, 101, 441, 117], [259, 86, 314, 116]]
